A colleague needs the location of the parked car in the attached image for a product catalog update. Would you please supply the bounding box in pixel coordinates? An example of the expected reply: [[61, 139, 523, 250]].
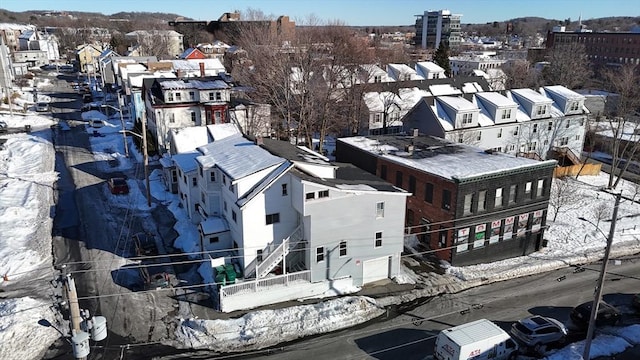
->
[[133, 232, 158, 257], [107, 177, 129, 195], [510, 316, 567, 351], [35, 102, 50, 112], [88, 119, 104, 128], [434, 319, 519, 360], [570, 301, 621, 329]]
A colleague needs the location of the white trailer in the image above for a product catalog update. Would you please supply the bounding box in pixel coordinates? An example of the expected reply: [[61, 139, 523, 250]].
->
[[434, 319, 519, 360]]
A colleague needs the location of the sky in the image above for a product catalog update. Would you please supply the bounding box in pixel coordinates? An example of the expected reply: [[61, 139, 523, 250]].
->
[[1, 72, 640, 359], [1, 0, 638, 26]]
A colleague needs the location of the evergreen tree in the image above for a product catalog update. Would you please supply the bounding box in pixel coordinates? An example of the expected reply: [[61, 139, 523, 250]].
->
[[433, 41, 452, 77]]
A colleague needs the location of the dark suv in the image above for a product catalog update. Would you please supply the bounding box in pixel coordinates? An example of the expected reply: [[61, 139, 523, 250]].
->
[[570, 301, 621, 329]]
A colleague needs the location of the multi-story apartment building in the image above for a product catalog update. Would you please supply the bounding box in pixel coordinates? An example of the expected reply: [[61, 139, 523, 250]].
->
[[337, 134, 557, 266], [546, 28, 640, 68], [414, 9, 462, 49], [449, 54, 506, 77], [124, 30, 184, 59], [172, 133, 409, 311], [402, 85, 588, 161]]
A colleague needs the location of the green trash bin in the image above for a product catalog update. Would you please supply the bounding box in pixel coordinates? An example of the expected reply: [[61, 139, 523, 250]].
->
[[215, 266, 226, 287], [224, 264, 237, 284]]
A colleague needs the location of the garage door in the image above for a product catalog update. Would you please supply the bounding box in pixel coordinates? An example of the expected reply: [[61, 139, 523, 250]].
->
[[362, 256, 390, 284]]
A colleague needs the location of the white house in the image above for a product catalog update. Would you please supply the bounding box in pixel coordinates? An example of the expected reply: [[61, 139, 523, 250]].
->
[[402, 85, 588, 161], [179, 133, 409, 312], [415, 61, 447, 79]]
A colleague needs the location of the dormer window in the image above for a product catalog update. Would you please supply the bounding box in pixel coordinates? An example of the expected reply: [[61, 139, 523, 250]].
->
[[569, 102, 580, 111], [167, 92, 174, 101], [501, 109, 512, 120], [462, 113, 473, 124], [374, 75, 382, 83], [535, 105, 547, 116], [175, 92, 181, 101]]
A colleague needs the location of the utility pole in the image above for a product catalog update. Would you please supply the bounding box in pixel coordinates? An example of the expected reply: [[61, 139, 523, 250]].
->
[[583, 191, 621, 360], [142, 113, 151, 208]]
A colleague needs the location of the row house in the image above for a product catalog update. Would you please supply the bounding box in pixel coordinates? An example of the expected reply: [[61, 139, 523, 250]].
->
[[142, 76, 232, 153], [173, 133, 408, 311], [75, 43, 102, 73], [124, 30, 184, 59], [0, 24, 35, 52], [337, 134, 557, 266], [402, 85, 588, 161], [17, 30, 60, 61]]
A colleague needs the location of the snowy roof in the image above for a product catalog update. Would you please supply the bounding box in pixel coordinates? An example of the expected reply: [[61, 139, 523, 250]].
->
[[199, 217, 229, 235], [166, 59, 225, 71], [339, 135, 555, 181], [416, 61, 444, 73], [196, 134, 285, 180], [475, 92, 518, 108], [206, 123, 241, 141], [429, 84, 462, 96], [172, 127, 210, 153], [387, 63, 424, 81], [159, 79, 229, 90], [438, 96, 477, 112], [542, 85, 584, 101], [172, 151, 200, 173], [129, 72, 175, 88], [511, 88, 554, 104], [461, 82, 485, 93]]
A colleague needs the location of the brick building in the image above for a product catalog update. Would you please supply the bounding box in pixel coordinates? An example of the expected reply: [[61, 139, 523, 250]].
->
[[546, 30, 640, 68], [337, 134, 557, 266]]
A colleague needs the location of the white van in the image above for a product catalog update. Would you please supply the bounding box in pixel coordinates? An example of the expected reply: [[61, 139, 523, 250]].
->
[[434, 319, 519, 360]]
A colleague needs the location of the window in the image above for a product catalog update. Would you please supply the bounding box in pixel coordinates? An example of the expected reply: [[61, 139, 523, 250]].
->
[[570, 102, 580, 111], [191, 111, 196, 122], [536, 105, 546, 115], [171, 170, 177, 183], [395, 171, 403, 187], [463, 194, 473, 215], [462, 113, 473, 124], [192, 177, 197, 187], [189, 91, 195, 100], [495, 188, 503, 208], [216, 92, 222, 101], [548, 121, 553, 131], [167, 92, 174, 101], [175, 92, 181, 101], [476, 131, 482, 141], [201, 192, 205, 203], [442, 189, 451, 210], [409, 175, 416, 194], [169, 113, 175, 123], [306, 192, 315, 201], [424, 183, 434, 203], [374, 232, 382, 247], [532, 124, 538, 133], [478, 190, 487, 211], [318, 190, 329, 198], [339, 241, 347, 257], [316, 247, 324, 262], [210, 171, 216, 182], [209, 92, 215, 101], [231, 211, 237, 223], [380, 165, 387, 180], [509, 185, 517, 204], [565, 119, 571, 128], [376, 202, 385, 218], [209, 236, 219, 244], [214, 111, 222, 122], [501, 109, 511, 120], [256, 249, 263, 262], [458, 134, 464, 143], [374, 113, 382, 123], [266, 213, 280, 225], [223, 176, 226, 185], [497, 128, 502, 138], [559, 137, 569, 146], [282, 184, 288, 196], [536, 179, 544, 197], [575, 134, 581, 141]]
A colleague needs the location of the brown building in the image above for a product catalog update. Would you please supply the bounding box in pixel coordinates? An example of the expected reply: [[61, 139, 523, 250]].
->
[[546, 30, 640, 68], [337, 134, 557, 266]]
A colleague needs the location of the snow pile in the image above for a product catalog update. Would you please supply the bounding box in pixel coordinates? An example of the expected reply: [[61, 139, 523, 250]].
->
[[546, 325, 640, 359], [171, 296, 384, 352]]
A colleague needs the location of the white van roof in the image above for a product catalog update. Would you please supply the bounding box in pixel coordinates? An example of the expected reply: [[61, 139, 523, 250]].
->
[[443, 319, 508, 346]]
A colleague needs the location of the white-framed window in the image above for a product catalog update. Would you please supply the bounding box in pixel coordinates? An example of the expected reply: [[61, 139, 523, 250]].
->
[[282, 184, 288, 196], [167, 92, 174, 101], [566, 119, 571, 128], [458, 134, 464, 143], [575, 134, 581, 140], [316, 247, 324, 262], [559, 137, 569, 146], [169, 113, 175, 123], [210, 171, 216, 182], [509, 184, 517, 204], [231, 211, 237, 223], [339, 241, 347, 257], [319, 190, 329, 198], [191, 111, 196, 122], [462, 113, 473, 124], [175, 92, 181, 101], [306, 192, 315, 201], [525, 181, 532, 198], [376, 202, 385, 218], [209, 92, 215, 101], [537, 179, 544, 197], [495, 188, 503, 208], [497, 128, 502, 138], [513, 126, 519, 136], [533, 124, 538, 133], [548, 121, 553, 131], [191, 177, 197, 187], [536, 105, 547, 115], [374, 113, 382, 123], [189, 91, 195, 100], [216, 92, 222, 101], [508, 144, 516, 151], [463, 194, 473, 215], [478, 190, 487, 211], [374, 232, 382, 247], [476, 131, 482, 141], [501, 109, 511, 120]]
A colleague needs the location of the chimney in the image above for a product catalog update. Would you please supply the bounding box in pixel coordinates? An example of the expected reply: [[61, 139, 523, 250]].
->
[[412, 128, 419, 137], [255, 136, 263, 146], [199, 62, 205, 77], [177, 69, 183, 78], [405, 144, 414, 154]]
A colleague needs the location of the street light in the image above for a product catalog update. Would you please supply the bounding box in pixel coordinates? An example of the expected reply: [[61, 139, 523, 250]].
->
[[119, 129, 151, 208], [101, 103, 128, 157], [578, 192, 621, 360]]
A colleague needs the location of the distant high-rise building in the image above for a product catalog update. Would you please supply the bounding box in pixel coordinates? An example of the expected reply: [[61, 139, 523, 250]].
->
[[414, 9, 462, 49]]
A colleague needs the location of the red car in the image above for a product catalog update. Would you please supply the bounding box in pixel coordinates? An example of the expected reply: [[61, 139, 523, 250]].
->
[[107, 177, 129, 195]]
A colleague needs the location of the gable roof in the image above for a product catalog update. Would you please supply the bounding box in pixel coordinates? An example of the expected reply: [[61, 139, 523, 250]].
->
[[179, 47, 206, 59]]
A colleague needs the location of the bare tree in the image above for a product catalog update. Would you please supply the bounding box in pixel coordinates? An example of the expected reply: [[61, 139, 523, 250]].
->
[[501, 59, 541, 90], [549, 177, 579, 222], [591, 203, 611, 228], [601, 64, 640, 189], [542, 42, 592, 89]]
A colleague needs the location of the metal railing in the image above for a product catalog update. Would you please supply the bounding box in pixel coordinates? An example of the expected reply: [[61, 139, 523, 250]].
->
[[255, 225, 303, 278]]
